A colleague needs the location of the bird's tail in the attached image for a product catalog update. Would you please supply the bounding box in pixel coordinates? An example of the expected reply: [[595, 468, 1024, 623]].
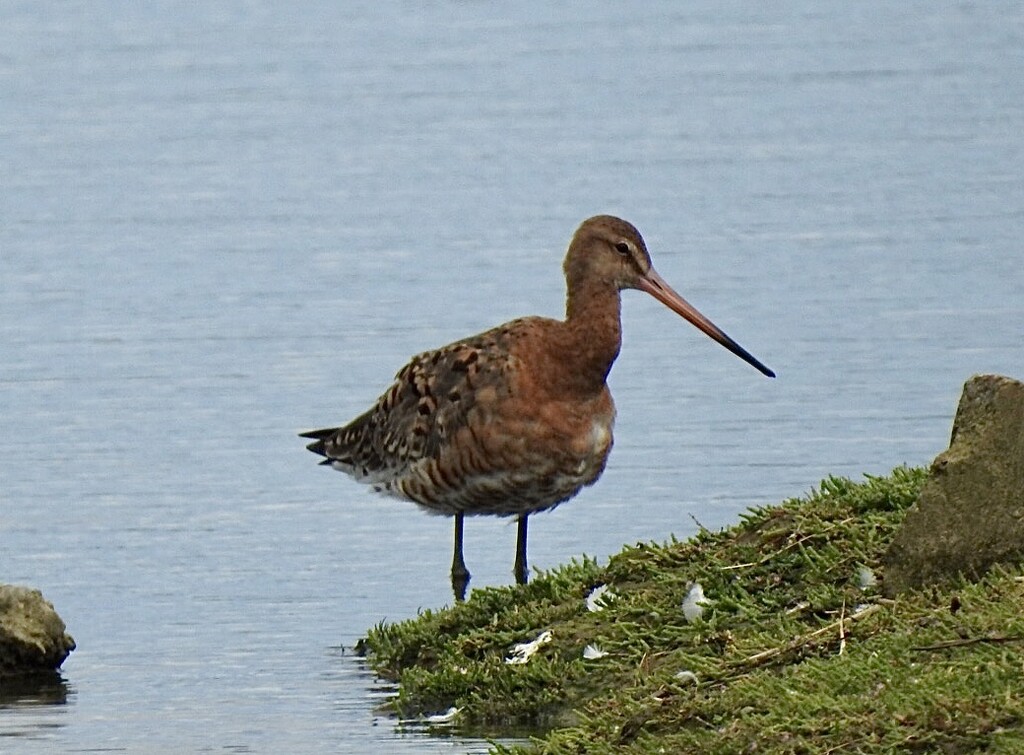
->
[[298, 427, 338, 458]]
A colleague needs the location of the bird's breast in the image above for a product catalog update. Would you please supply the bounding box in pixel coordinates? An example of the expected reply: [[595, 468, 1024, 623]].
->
[[568, 413, 613, 467], [550, 392, 614, 482]]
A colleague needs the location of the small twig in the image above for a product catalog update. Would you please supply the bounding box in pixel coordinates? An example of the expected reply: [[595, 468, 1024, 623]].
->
[[911, 635, 1024, 651], [718, 518, 857, 570], [823, 736, 871, 755], [735, 603, 882, 668], [838, 599, 847, 656]]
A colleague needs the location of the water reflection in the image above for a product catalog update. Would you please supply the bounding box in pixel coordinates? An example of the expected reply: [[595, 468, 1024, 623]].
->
[[0, 674, 71, 741], [327, 647, 517, 753], [0, 673, 71, 707]]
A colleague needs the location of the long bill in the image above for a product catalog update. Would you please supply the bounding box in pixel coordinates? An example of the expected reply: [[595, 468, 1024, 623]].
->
[[637, 267, 776, 378]]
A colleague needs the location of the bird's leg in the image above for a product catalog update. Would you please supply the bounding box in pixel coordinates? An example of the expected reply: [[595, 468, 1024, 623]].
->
[[513, 515, 529, 585], [451, 512, 470, 601]]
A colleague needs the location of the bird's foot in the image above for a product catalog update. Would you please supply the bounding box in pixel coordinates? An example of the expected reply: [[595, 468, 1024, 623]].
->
[[513, 559, 529, 586], [451, 565, 470, 602]]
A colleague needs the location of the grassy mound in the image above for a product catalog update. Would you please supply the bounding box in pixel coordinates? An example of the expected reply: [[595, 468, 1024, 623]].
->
[[358, 467, 1024, 753]]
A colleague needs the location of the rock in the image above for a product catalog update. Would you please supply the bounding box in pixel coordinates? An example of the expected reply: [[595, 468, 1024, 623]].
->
[[884, 374, 1024, 595], [0, 584, 76, 678]]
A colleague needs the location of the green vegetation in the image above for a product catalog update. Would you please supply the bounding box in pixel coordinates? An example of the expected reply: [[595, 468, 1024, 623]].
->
[[358, 467, 1024, 753]]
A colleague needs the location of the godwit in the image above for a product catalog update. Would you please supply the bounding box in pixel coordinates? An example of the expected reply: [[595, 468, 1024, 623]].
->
[[301, 215, 773, 600]]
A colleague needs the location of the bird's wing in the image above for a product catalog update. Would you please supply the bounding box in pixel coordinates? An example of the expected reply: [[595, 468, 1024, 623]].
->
[[306, 320, 532, 483]]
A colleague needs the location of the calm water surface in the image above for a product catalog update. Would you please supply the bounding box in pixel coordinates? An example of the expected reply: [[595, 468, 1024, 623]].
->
[[2, 2, 1022, 752]]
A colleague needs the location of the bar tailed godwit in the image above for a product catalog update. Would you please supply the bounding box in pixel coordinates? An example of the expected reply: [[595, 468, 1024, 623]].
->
[[301, 215, 773, 600]]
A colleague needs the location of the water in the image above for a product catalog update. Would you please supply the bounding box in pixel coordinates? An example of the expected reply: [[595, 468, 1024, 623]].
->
[[2, 2, 1022, 751]]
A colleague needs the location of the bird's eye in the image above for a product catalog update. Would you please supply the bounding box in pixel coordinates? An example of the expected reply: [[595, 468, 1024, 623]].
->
[[613, 241, 631, 256]]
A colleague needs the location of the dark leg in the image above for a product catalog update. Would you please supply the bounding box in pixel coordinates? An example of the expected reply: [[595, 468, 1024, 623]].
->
[[513, 515, 529, 585], [451, 512, 470, 601]]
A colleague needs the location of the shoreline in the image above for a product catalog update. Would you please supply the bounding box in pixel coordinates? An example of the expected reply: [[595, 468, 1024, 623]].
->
[[357, 466, 1024, 753]]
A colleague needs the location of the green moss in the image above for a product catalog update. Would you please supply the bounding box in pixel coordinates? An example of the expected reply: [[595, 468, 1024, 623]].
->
[[358, 467, 1024, 752]]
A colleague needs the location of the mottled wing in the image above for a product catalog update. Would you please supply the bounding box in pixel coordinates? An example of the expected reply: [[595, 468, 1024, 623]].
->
[[301, 323, 522, 485]]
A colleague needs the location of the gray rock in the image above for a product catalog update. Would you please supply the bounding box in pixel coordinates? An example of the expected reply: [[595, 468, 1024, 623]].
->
[[884, 374, 1024, 595], [0, 584, 76, 677]]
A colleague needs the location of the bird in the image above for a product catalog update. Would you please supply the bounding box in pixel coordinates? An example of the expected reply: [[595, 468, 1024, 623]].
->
[[301, 215, 774, 601]]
